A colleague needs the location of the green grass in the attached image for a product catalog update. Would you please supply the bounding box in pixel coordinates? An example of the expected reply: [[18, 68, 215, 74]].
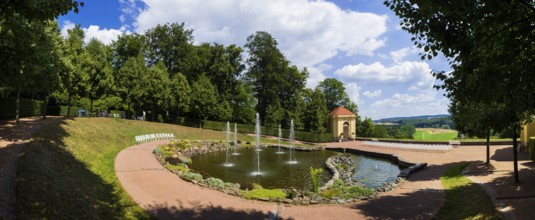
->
[[413, 128, 458, 141], [434, 162, 500, 220], [15, 117, 262, 219]]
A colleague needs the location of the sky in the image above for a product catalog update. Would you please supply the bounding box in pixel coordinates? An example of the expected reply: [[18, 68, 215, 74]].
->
[[58, 0, 452, 120]]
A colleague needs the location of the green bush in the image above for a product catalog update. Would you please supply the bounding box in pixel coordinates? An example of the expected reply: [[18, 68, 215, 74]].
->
[[320, 188, 341, 199], [242, 186, 286, 200], [310, 167, 323, 193], [205, 177, 225, 189], [180, 172, 203, 183], [343, 186, 373, 199], [0, 97, 43, 119], [529, 137, 535, 162], [165, 163, 189, 173]]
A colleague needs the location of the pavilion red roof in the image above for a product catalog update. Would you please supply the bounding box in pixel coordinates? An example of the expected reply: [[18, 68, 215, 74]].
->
[[328, 106, 355, 116]]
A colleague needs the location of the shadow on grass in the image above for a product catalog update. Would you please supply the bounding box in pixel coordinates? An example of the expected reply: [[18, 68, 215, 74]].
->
[[145, 200, 287, 220], [15, 119, 148, 219]]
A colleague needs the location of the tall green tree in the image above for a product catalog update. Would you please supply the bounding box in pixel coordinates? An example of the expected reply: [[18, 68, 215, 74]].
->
[[244, 31, 307, 128], [317, 78, 351, 111], [189, 74, 218, 125], [303, 88, 328, 134], [168, 73, 191, 118], [81, 38, 113, 116], [144, 61, 170, 121], [62, 25, 86, 117], [144, 23, 194, 76], [385, 0, 535, 183], [116, 55, 147, 118]]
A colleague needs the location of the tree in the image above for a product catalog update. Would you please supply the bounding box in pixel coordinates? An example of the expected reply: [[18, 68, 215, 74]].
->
[[81, 38, 113, 116], [189, 74, 218, 125], [450, 101, 508, 164], [62, 25, 87, 117], [144, 61, 170, 121], [385, 0, 535, 183], [144, 23, 194, 76], [317, 78, 351, 111], [1, 1, 82, 124], [116, 55, 147, 118], [244, 31, 307, 128], [358, 117, 375, 137], [303, 88, 328, 135], [168, 73, 191, 118]]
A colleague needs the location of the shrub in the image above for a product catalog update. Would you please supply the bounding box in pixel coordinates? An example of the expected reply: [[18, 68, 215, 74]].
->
[[205, 177, 225, 189], [166, 163, 189, 173], [153, 147, 164, 156], [343, 186, 373, 199], [243, 188, 286, 200], [320, 188, 341, 199], [309, 167, 323, 193], [180, 172, 203, 183], [529, 137, 535, 162]]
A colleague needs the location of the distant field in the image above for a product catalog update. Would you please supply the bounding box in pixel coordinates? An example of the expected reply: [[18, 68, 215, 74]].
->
[[413, 128, 458, 141]]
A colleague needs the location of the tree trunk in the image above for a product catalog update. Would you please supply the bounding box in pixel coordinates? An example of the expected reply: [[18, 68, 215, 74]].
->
[[67, 92, 72, 118], [89, 98, 93, 118], [513, 126, 519, 183], [42, 95, 49, 120], [127, 101, 132, 119], [15, 84, 20, 125], [486, 129, 490, 164]]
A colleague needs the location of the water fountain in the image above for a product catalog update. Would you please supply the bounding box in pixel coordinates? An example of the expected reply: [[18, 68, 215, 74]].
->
[[232, 123, 240, 155], [252, 113, 262, 176], [223, 121, 233, 167], [255, 112, 261, 152], [276, 124, 284, 154], [288, 119, 297, 164]]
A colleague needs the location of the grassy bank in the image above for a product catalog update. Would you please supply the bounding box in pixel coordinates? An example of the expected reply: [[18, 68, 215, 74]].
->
[[16, 117, 262, 219], [434, 162, 500, 220], [414, 128, 458, 141]]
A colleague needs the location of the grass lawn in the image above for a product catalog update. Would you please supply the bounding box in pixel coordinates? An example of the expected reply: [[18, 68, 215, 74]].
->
[[434, 162, 500, 220], [413, 128, 458, 141], [15, 117, 272, 219]]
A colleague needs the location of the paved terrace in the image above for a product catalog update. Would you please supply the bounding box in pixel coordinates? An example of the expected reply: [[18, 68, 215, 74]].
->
[[115, 140, 535, 219]]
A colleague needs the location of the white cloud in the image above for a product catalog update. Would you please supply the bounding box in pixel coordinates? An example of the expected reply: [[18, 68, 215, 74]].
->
[[84, 25, 124, 45], [363, 90, 449, 119], [132, 0, 388, 67], [344, 82, 362, 105], [333, 61, 434, 89], [363, 90, 382, 98], [61, 21, 125, 45], [60, 20, 76, 38]]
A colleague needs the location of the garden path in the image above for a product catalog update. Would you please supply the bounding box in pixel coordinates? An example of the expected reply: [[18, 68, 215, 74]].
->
[[116, 140, 520, 219]]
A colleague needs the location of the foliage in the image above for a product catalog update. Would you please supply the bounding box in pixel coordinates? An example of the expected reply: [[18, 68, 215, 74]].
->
[[434, 162, 500, 220], [344, 185, 374, 199], [358, 117, 375, 137], [242, 184, 286, 200], [244, 31, 307, 128], [309, 167, 324, 193], [189, 74, 219, 121], [384, 0, 535, 182], [317, 78, 355, 112], [166, 163, 190, 173], [0, 97, 43, 119], [180, 172, 204, 183], [205, 177, 226, 189], [303, 88, 328, 134]]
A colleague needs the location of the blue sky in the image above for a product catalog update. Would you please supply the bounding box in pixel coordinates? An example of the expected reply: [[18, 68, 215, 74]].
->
[[59, 0, 452, 120]]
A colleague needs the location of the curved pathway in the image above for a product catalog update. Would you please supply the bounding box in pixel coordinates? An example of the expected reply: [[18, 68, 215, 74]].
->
[[116, 141, 513, 219]]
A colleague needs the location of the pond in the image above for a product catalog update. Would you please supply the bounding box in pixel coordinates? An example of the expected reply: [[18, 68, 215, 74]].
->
[[189, 147, 400, 190]]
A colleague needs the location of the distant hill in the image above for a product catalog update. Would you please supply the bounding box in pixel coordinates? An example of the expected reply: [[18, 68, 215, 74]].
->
[[375, 114, 450, 122], [374, 114, 454, 129]]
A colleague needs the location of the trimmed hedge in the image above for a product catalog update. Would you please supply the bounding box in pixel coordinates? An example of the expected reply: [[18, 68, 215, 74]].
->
[[529, 137, 535, 162], [0, 97, 43, 120], [179, 118, 334, 143], [46, 105, 84, 117]]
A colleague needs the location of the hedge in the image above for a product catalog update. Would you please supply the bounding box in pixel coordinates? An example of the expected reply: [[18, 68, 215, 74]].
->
[[180, 118, 334, 143], [529, 137, 535, 162], [46, 105, 84, 117], [0, 97, 43, 120]]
